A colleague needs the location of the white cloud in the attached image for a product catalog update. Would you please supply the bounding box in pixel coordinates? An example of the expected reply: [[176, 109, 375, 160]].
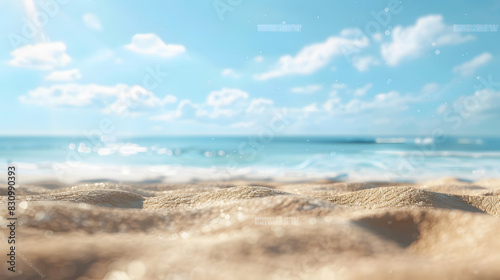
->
[[372, 33, 383, 42], [103, 86, 162, 115], [302, 103, 320, 113], [246, 98, 274, 114], [152, 88, 272, 122], [83, 13, 102, 31], [125, 33, 186, 58], [19, 84, 170, 116], [206, 88, 248, 107], [323, 97, 341, 111], [151, 100, 203, 121], [352, 56, 380, 72], [381, 15, 474, 66], [290, 84, 323, 94], [440, 88, 500, 117], [20, 84, 120, 107], [453, 52, 493, 76], [45, 69, 82, 81], [254, 28, 369, 80], [421, 83, 440, 94], [329, 83, 348, 97], [149, 86, 420, 128], [330, 83, 372, 97], [353, 83, 372, 96], [162, 94, 177, 104], [324, 91, 415, 114], [151, 96, 244, 121], [152, 88, 254, 122], [9, 42, 71, 70], [221, 68, 241, 79], [254, 55, 264, 62], [436, 103, 448, 114], [332, 83, 347, 89]]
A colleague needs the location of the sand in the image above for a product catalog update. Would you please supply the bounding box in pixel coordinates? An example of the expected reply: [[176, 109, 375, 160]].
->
[[1, 178, 500, 280]]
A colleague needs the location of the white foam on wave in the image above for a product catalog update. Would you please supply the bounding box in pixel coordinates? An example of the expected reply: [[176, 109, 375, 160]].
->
[[376, 150, 500, 158], [0, 161, 351, 184], [414, 137, 434, 145], [2, 160, 497, 185]]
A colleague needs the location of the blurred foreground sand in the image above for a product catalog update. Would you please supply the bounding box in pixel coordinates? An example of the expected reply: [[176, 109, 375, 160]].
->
[[1, 177, 500, 280]]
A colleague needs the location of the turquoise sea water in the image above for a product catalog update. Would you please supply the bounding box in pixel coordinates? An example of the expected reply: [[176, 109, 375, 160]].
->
[[1, 136, 499, 183]]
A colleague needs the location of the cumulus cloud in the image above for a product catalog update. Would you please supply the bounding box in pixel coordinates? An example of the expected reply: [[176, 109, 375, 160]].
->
[[352, 55, 380, 72], [381, 15, 474, 66], [148, 85, 427, 131], [20, 84, 121, 107], [19, 83, 172, 116], [453, 52, 493, 76], [302, 103, 320, 113], [246, 98, 274, 114], [324, 91, 415, 114], [83, 13, 102, 31], [353, 83, 372, 96], [421, 83, 440, 94], [254, 55, 264, 62], [151, 88, 252, 122], [125, 33, 186, 58], [9, 42, 71, 70], [254, 28, 369, 80], [206, 88, 248, 107], [162, 94, 177, 104], [221, 68, 241, 79], [45, 69, 82, 81], [332, 83, 348, 90], [290, 85, 323, 94], [150, 100, 202, 121], [438, 88, 500, 118]]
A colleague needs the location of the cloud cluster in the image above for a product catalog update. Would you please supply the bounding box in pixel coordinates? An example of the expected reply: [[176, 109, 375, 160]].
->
[[381, 15, 474, 66], [10, 42, 71, 70], [453, 52, 493, 76], [254, 28, 369, 80], [221, 69, 241, 79], [152, 88, 253, 121], [45, 69, 82, 81], [19, 83, 174, 116], [352, 56, 380, 72], [125, 33, 186, 58], [290, 85, 323, 94]]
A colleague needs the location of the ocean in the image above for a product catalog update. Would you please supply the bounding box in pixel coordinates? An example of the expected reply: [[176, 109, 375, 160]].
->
[[1, 135, 499, 183]]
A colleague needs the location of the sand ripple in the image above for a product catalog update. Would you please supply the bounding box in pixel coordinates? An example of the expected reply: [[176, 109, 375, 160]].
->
[[1, 178, 500, 280]]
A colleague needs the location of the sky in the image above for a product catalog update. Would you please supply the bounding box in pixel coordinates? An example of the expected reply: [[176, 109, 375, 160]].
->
[[0, 0, 499, 136]]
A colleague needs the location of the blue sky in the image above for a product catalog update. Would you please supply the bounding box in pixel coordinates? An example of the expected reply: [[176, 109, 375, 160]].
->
[[1, 0, 499, 136]]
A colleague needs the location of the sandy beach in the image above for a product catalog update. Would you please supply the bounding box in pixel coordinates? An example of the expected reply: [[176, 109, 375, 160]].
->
[[3, 0, 499, 279], [1, 177, 500, 280]]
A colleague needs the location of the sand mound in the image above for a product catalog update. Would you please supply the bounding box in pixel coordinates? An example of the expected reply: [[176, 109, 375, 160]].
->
[[279, 182, 378, 196], [8, 201, 165, 233], [324, 186, 484, 213], [419, 183, 487, 195], [474, 178, 500, 188], [144, 186, 293, 210], [460, 195, 500, 216], [10, 189, 145, 208]]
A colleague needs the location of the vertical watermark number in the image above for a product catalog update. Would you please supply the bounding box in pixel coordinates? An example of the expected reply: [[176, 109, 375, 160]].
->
[[6, 163, 17, 273]]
